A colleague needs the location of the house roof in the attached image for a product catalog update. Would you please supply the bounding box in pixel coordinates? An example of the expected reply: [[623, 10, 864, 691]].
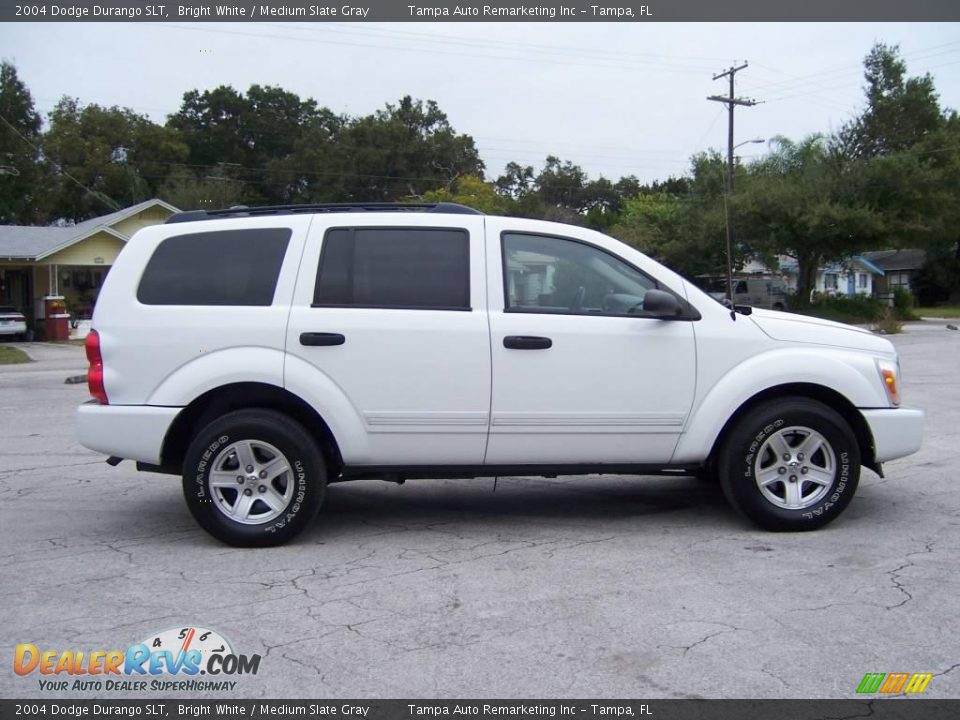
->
[[0, 199, 179, 260], [862, 249, 928, 272], [776, 255, 885, 276]]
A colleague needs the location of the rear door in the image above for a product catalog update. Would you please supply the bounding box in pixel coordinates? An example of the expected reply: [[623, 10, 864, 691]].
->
[[285, 215, 490, 466]]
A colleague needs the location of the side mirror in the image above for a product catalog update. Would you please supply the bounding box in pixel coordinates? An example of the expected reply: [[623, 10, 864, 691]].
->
[[642, 289, 682, 318]]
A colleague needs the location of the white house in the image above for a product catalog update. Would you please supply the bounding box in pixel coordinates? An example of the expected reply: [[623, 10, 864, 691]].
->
[[743, 255, 885, 299]]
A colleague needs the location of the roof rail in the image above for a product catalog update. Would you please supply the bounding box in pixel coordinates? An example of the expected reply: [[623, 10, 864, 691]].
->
[[165, 202, 483, 224]]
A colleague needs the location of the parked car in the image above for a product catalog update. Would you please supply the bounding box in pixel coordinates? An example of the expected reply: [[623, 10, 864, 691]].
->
[[699, 276, 789, 311], [0, 306, 28, 340], [77, 203, 924, 546]]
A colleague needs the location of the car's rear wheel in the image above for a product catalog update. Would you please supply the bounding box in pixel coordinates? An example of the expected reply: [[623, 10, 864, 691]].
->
[[182, 409, 325, 547], [718, 398, 860, 531]]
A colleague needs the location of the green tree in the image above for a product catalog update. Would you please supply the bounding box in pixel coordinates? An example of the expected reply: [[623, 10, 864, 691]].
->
[[158, 168, 244, 211], [837, 43, 944, 159], [168, 84, 325, 204], [0, 62, 46, 223], [43, 98, 187, 221], [611, 191, 726, 279], [262, 108, 348, 203], [420, 175, 514, 214], [338, 96, 484, 201], [736, 135, 885, 301]]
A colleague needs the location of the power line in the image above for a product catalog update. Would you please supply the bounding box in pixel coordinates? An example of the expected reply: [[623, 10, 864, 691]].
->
[[742, 42, 960, 98], [707, 62, 760, 310], [157, 22, 716, 76], [258, 21, 729, 71], [0, 112, 122, 212]]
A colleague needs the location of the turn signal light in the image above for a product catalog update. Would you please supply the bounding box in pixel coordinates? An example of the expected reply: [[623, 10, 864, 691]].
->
[[85, 330, 108, 404], [880, 367, 900, 406]]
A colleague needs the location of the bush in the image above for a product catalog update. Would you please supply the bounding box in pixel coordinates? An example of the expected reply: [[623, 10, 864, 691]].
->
[[872, 308, 904, 334], [794, 293, 884, 323], [892, 286, 919, 320]]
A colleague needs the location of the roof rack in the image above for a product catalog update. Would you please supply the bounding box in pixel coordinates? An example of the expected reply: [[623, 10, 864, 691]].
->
[[165, 202, 483, 224]]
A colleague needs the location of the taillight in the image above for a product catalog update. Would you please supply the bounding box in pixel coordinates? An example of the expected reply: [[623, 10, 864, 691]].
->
[[85, 330, 108, 404]]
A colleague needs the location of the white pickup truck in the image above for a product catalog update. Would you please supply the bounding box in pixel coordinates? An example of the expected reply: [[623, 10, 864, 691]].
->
[[77, 203, 923, 546]]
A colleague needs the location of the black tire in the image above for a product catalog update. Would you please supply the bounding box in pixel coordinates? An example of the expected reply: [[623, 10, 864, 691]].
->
[[182, 409, 326, 547], [718, 398, 860, 531]]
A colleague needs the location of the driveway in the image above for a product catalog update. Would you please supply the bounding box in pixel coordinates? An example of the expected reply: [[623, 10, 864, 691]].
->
[[1, 325, 958, 699]]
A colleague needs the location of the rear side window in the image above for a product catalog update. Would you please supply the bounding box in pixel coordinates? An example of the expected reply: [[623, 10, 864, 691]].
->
[[314, 227, 470, 310], [137, 228, 291, 306]]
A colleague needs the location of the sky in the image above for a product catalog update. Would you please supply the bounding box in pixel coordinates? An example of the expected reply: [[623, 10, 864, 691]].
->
[[1, 21, 959, 185]]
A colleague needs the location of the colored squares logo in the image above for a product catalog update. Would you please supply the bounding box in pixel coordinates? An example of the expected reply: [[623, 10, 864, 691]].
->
[[857, 672, 933, 694]]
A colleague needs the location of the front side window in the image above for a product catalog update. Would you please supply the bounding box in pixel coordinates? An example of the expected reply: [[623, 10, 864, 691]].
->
[[824, 274, 839, 291], [137, 228, 291, 306], [502, 233, 657, 316], [314, 227, 470, 310]]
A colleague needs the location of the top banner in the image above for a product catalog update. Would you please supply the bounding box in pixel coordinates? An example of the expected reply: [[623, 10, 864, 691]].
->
[[2, 0, 960, 22]]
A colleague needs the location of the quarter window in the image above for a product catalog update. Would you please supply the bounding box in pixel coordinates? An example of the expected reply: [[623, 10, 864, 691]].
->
[[137, 229, 291, 306], [502, 233, 657, 315], [314, 228, 470, 310]]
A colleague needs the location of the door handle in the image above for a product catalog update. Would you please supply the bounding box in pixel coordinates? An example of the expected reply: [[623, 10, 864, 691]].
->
[[503, 335, 552, 350], [300, 332, 345, 347]]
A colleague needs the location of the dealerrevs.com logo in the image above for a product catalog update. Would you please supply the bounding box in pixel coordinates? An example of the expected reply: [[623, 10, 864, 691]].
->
[[14, 626, 261, 692]]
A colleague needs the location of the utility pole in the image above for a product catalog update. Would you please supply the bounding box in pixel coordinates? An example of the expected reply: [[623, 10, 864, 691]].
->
[[707, 62, 758, 311]]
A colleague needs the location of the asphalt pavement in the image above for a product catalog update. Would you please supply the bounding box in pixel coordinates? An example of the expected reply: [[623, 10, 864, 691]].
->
[[1, 323, 958, 699]]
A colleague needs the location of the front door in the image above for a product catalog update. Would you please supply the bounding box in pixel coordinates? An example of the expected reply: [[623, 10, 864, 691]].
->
[[484, 221, 697, 465]]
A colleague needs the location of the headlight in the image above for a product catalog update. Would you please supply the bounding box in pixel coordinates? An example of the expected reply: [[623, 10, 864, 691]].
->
[[875, 358, 901, 407]]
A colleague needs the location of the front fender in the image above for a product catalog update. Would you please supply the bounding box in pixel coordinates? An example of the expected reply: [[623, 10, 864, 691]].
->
[[671, 348, 884, 464]]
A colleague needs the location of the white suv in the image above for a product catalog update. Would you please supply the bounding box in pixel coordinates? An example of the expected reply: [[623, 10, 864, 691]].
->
[[77, 203, 924, 546]]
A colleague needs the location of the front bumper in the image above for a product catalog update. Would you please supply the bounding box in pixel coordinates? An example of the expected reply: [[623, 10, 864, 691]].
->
[[77, 401, 181, 465], [861, 407, 924, 463]]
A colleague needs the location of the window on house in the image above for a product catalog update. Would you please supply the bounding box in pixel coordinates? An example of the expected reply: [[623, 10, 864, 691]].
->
[[138, 228, 291, 306], [858, 273, 868, 289], [888, 271, 911, 289], [824, 274, 839, 291], [314, 227, 470, 310]]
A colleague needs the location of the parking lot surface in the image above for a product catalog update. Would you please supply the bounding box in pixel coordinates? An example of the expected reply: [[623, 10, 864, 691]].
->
[[2, 323, 958, 699]]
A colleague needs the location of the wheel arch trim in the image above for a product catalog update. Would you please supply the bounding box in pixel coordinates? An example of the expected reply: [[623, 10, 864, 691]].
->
[[672, 351, 881, 471], [159, 381, 355, 475]]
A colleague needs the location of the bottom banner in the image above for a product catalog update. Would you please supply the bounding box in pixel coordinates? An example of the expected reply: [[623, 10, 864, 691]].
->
[[0, 700, 956, 720]]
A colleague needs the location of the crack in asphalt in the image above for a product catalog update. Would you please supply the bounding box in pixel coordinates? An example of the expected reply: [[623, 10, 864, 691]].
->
[[656, 621, 744, 656], [883, 540, 935, 610]]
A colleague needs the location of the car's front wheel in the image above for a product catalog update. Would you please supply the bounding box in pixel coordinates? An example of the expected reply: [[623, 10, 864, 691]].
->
[[182, 409, 326, 547], [718, 398, 860, 531]]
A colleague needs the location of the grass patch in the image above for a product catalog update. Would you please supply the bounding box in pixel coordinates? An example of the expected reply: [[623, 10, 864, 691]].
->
[[916, 306, 960, 318], [0, 346, 31, 364]]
